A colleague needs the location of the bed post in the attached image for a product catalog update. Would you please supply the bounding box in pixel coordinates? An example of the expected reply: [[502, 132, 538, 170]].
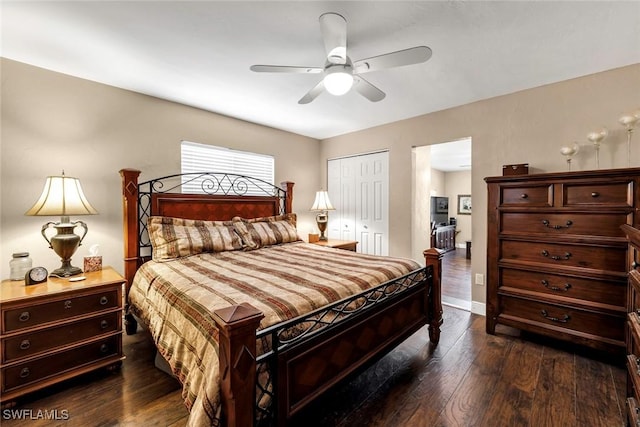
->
[[424, 248, 444, 344], [213, 303, 264, 427], [120, 168, 141, 335], [281, 181, 294, 214]]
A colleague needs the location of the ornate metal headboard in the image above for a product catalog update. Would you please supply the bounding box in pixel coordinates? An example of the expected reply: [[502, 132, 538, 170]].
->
[[120, 169, 294, 293]]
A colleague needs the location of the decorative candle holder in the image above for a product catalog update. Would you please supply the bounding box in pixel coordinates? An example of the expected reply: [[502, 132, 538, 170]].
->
[[586, 128, 608, 169], [619, 113, 639, 168], [560, 143, 580, 171]]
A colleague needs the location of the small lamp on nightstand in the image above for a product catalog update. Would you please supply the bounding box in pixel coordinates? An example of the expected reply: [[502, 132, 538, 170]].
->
[[25, 171, 98, 277], [310, 190, 335, 241]]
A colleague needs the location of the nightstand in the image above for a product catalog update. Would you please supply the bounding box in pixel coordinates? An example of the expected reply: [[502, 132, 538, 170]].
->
[[0, 267, 125, 406], [312, 239, 358, 252]]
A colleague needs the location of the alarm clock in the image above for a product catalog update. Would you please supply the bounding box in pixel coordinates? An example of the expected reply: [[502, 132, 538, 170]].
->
[[25, 266, 48, 286]]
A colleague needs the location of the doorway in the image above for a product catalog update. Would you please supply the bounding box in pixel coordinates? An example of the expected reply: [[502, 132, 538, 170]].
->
[[412, 138, 472, 310]]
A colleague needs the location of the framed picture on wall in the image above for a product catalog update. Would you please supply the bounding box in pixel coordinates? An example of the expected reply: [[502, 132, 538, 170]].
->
[[458, 194, 472, 215], [435, 197, 449, 213]]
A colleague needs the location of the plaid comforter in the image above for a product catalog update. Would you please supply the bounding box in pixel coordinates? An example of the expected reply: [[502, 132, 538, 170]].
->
[[129, 241, 421, 426]]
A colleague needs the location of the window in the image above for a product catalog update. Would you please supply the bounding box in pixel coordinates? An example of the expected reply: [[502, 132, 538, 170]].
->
[[180, 141, 275, 195]]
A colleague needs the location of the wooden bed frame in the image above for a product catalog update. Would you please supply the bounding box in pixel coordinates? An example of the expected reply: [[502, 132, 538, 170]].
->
[[120, 168, 443, 427]]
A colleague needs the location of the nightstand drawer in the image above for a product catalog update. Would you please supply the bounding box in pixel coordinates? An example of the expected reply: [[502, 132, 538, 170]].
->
[[3, 289, 119, 333], [2, 311, 121, 363], [2, 334, 121, 393]]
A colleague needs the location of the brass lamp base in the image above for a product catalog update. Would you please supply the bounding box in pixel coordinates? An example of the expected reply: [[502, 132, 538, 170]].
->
[[316, 212, 328, 241], [42, 216, 88, 277]]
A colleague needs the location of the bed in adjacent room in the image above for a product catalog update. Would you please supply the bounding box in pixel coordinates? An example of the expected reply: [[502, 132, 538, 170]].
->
[[120, 169, 443, 427]]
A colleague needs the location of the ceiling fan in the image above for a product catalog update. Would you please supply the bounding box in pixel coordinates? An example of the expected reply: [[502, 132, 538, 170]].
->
[[250, 12, 432, 104]]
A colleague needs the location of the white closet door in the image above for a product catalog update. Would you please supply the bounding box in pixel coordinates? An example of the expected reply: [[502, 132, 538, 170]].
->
[[328, 152, 388, 255], [355, 151, 389, 255]]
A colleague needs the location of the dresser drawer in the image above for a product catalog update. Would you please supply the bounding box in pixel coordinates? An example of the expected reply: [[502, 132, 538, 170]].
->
[[500, 184, 552, 207], [562, 181, 633, 207], [2, 311, 121, 364], [3, 289, 120, 333], [500, 268, 625, 308], [1, 335, 121, 393], [500, 295, 625, 342], [501, 212, 629, 238], [501, 240, 627, 273]]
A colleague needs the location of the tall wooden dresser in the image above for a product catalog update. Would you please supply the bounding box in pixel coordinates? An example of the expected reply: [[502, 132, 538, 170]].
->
[[623, 224, 640, 424], [485, 168, 640, 354]]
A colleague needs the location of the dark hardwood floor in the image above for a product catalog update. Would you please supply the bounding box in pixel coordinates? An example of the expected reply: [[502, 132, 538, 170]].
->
[[442, 248, 472, 310], [2, 306, 625, 427]]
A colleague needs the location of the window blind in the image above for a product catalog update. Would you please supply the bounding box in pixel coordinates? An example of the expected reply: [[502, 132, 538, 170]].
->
[[180, 141, 275, 195]]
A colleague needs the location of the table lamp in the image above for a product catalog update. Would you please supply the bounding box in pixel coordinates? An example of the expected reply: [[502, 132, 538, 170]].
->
[[25, 172, 98, 277], [310, 190, 335, 241]]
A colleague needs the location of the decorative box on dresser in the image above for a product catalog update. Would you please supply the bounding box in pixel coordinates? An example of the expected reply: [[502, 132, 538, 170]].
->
[[485, 168, 640, 354], [623, 224, 640, 425], [0, 267, 125, 407]]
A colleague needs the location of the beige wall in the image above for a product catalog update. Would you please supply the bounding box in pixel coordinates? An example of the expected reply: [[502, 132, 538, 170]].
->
[[0, 59, 320, 279], [445, 170, 472, 245], [320, 63, 640, 307]]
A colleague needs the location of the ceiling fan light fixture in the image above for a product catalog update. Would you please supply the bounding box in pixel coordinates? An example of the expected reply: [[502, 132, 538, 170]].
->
[[323, 65, 353, 96]]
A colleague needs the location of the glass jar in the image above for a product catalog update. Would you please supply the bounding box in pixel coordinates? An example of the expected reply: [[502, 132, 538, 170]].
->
[[10, 252, 32, 281]]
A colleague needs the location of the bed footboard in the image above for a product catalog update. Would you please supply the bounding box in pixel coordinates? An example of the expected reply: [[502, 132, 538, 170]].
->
[[214, 248, 443, 427]]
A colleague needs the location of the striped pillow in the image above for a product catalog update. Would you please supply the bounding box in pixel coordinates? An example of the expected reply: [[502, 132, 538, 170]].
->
[[148, 216, 243, 261], [233, 213, 301, 250]]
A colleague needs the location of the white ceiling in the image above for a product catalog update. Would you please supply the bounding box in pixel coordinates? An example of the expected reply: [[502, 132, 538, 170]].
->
[[2, 1, 639, 140]]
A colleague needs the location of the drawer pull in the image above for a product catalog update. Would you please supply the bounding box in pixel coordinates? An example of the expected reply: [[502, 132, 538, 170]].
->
[[541, 280, 571, 292], [19, 340, 31, 350], [100, 296, 109, 305], [633, 261, 639, 269], [541, 310, 570, 323], [520, 194, 528, 199], [541, 250, 572, 261], [64, 300, 72, 309], [100, 320, 109, 329], [19, 367, 30, 378], [591, 192, 599, 198], [19, 311, 30, 322], [100, 344, 109, 353], [541, 219, 573, 230]]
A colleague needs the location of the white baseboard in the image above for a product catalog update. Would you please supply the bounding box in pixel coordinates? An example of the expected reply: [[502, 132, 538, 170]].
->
[[471, 301, 486, 316]]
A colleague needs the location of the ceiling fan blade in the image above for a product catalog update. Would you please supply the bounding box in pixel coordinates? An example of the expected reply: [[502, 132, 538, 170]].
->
[[319, 12, 347, 64], [250, 65, 323, 73], [354, 76, 385, 102], [354, 46, 432, 74], [298, 80, 325, 104]]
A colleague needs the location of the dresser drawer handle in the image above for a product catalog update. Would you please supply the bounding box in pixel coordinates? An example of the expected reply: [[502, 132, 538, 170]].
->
[[64, 300, 72, 309], [19, 340, 31, 350], [100, 320, 109, 329], [633, 261, 639, 269], [541, 310, 570, 323], [520, 193, 528, 199], [18, 311, 30, 322], [591, 192, 599, 198], [541, 219, 573, 230], [541, 250, 571, 261], [100, 344, 109, 353], [541, 280, 571, 292], [100, 296, 109, 305], [19, 367, 30, 378]]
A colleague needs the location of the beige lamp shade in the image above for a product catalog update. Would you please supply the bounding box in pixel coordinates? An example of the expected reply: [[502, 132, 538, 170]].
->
[[25, 173, 98, 216], [310, 190, 335, 211]]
